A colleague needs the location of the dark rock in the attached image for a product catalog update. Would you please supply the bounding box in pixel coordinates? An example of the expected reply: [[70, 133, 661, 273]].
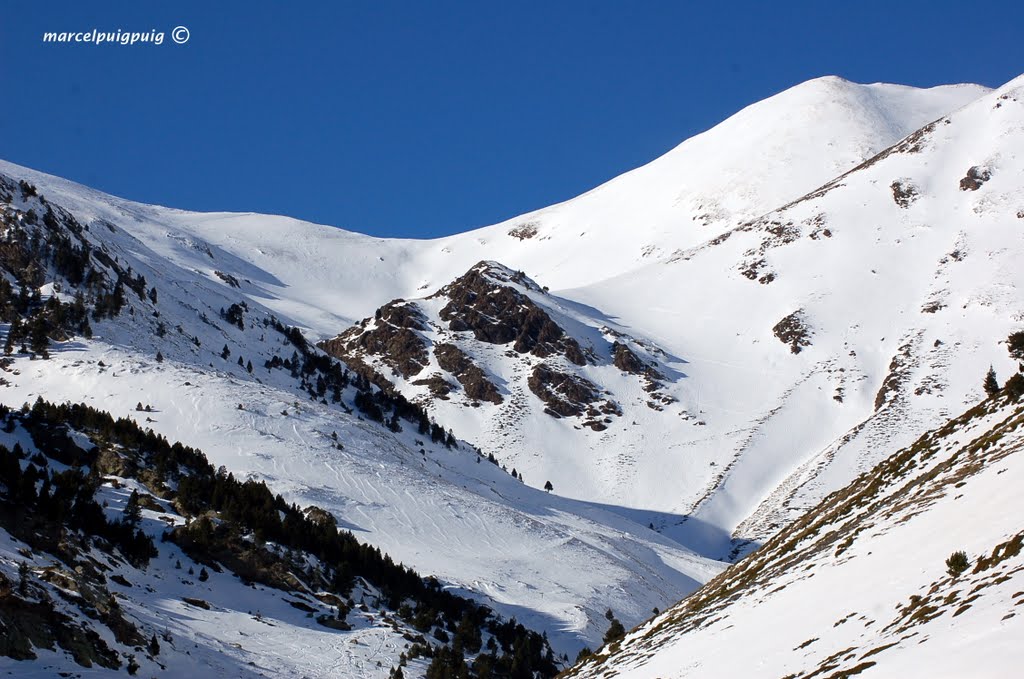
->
[[528, 363, 617, 420], [959, 166, 991, 191], [434, 343, 503, 404], [890, 180, 918, 208], [773, 311, 813, 354], [434, 262, 587, 366], [320, 300, 429, 379], [412, 374, 455, 399]]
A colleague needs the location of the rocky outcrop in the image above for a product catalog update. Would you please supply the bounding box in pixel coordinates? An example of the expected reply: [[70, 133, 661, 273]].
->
[[318, 261, 662, 428], [773, 310, 813, 354], [959, 165, 991, 191], [434, 343, 503, 404], [412, 373, 456, 399], [890, 180, 918, 208], [433, 262, 588, 365], [319, 300, 430, 380], [528, 363, 620, 430]]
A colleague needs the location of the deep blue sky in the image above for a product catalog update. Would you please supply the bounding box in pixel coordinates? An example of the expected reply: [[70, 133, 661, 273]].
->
[[3, 1, 1022, 238]]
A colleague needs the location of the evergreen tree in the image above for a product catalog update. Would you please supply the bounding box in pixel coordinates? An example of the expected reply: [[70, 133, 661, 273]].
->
[[17, 561, 30, 595], [602, 609, 626, 646], [28, 315, 49, 358], [123, 489, 142, 525], [1009, 331, 1024, 368], [984, 366, 1000, 397], [147, 633, 160, 656], [221, 344, 231, 360], [946, 550, 970, 577], [246, 359, 253, 373], [155, 350, 164, 363], [544, 480, 553, 492]]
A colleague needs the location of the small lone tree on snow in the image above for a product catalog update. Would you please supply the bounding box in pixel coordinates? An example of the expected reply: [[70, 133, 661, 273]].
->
[[983, 366, 1000, 397], [544, 480, 553, 492], [946, 550, 970, 577]]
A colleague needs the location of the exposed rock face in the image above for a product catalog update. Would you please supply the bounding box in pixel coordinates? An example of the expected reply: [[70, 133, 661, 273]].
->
[[434, 343, 503, 404], [433, 262, 588, 365], [527, 363, 597, 417], [875, 340, 915, 411], [412, 373, 455, 399], [612, 341, 663, 381], [507, 222, 539, 240], [527, 363, 620, 430], [319, 261, 667, 429], [773, 310, 813, 354], [890, 180, 918, 208], [319, 300, 429, 380], [959, 165, 991, 191]]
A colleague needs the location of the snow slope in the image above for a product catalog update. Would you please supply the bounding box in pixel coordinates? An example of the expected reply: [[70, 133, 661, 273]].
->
[[0, 176, 718, 658], [565, 388, 1024, 678], [568, 73, 1024, 546], [0, 468, 437, 679], [0, 77, 987, 330]]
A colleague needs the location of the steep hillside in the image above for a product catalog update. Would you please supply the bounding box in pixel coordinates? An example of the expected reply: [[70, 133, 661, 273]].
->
[[301, 76, 1024, 560], [565, 73, 1024, 547], [0, 74, 1017, 669], [317, 261, 689, 510], [0, 399, 559, 678], [0, 173, 720, 662], [566, 376, 1024, 678], [0, 77, 1011, 560]]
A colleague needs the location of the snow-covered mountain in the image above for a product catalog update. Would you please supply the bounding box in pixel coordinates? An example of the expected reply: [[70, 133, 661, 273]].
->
[[565, 381, 1024, 678], [0, 173, 718, 669], [304, 75, 1020, 561], [1, 72, 1021, 676]]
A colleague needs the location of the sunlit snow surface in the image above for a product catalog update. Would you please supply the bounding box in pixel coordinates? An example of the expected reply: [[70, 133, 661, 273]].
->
[[1, 74, 1022, 676]]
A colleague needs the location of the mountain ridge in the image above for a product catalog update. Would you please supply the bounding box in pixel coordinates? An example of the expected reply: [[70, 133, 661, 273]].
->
[[0, 73, 1021, 676]]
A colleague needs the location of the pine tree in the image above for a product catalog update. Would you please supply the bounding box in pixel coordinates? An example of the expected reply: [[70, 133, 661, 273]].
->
[[124, 489, 142, 525], [147, 633, 160, 656], [1009, 331, 1024, 369], [246, 359, 253, 373], [221, 344, 231, 360], [984, 366, 1000, 397], [544, 480, 553, 492], [17, 561, 30, 595], [155, 350, 164, 363], [602, 609, 625, 646], [29, 315, 49, 358], [946, 550, 970, 577]]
